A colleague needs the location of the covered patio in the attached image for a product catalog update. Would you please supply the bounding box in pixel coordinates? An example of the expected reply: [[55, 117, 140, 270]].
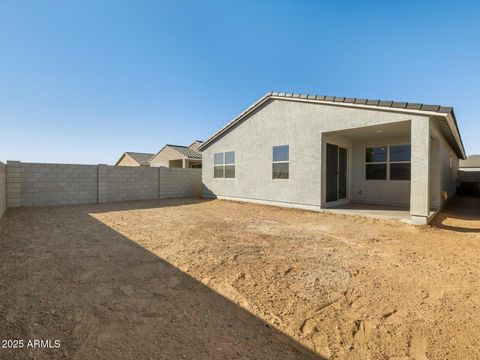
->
[[319, 118, 442, 224]]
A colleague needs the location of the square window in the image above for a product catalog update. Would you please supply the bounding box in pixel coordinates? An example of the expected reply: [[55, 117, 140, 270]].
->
[[390, 145, 411, 162], [214, 166, 224, 178], [225, 151, 235, 164], [273, 145, 289, 162], [366, 163, 387, 180], [224, 165, 235, 178], [390, 163, 411, 180], [214, 152, 224, 165], [366, 147, 387, 162], [273, 162, 289, 179], [214, 151, 235, 179]]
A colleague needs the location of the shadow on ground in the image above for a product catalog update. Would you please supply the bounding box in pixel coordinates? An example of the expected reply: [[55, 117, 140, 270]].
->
[[431, 196, 480, 232], [88, 197, 213, 213], [0, 200, 324, 359]]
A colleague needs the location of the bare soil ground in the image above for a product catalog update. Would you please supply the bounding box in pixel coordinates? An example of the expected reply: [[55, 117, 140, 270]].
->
[[0, 196, 479, 359]]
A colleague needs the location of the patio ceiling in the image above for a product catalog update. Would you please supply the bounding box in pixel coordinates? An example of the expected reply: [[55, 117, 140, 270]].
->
[[325, 121, 410, 140]]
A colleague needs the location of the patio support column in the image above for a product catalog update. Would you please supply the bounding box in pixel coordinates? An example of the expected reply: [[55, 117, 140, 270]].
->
[[410, 118, 431, 224], [429, 137, 441, 209], [319, 132, 326, 208]]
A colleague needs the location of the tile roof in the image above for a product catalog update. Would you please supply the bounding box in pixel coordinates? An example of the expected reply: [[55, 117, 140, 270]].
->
[[270, 92, 453, 113], [166, 145, 202, 159], [124, 152, 155, 166], [188, 140, 204, 151]]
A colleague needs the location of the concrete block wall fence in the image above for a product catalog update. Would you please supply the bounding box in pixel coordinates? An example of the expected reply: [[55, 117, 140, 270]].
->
[[4, 161, 202, 209], [160, 167, 202, 199], [7, 162, 98, 207], [0, 162, 6, 218], [106, 166, 159, 202]]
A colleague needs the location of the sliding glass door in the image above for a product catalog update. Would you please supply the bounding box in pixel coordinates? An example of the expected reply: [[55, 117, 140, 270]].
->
[[326, 143, 347, 203]]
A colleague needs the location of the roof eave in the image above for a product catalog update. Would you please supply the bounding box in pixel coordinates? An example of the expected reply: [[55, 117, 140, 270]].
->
[[445, 111, 467, 159], [114, 152, 128, 166], [198, 93, 272, 151]]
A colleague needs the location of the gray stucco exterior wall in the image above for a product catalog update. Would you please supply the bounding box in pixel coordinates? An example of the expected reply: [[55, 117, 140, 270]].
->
[[202, 99, 428, 208], [202, 98, 459, 224], [430, 121, 459, 209]]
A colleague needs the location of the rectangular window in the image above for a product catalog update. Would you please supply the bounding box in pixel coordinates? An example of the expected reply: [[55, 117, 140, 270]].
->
[[365, 146, 387, 180], [214, 165, 224, 178], [225, 151, 235, 165], [224, 165, 235, 178], [214, 152, 224, 165], [366, 163, 387, 180], [389, 144, 411, 162], [365, 146, 387, 163], [273, 145, 289, 179], [214, 151, 235, 179], [389, 145, 411, 180], [390, 163, 411, 180], [365, 145, 411, 181]]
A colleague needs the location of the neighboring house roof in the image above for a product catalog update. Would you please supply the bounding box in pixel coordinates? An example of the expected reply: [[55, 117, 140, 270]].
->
[[150, 144, 203, 163], [115, 152, 154, 166], [198, 92, 466, 159], [188, 140, 204, 151], [460, 155, 480, 168], [166, 145, 202, 159]]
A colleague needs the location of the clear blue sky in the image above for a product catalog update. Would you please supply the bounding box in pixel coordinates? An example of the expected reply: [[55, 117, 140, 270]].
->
[[0, 1, 479, 164]]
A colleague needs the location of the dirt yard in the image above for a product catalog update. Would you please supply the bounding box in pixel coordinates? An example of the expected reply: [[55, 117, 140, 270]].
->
[[0, 197, 479, 359]]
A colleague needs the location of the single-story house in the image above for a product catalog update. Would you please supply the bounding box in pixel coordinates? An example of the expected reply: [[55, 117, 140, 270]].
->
[[198, 92, 466, 225], [458, 155, 480, 196], [115, 152, 155, 167], [149, 141, 203, 168]]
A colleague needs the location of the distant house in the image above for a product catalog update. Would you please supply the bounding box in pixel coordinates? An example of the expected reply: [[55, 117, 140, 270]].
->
[[459, 155, 480, 171], [115, 152, 154, 167], [149, 141, 203, 168], [187, 140, 204, 151], [458, 155, 480, 196], [199, 92, 466, 225]]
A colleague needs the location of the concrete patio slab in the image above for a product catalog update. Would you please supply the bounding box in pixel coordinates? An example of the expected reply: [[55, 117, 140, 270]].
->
[[323, 202, 412, 221]]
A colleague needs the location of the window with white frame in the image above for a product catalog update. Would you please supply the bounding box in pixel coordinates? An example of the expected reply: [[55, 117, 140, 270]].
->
[[365, 144, 411, 180], [272, 145, 289, 179], [214, 151, 235, 178]]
